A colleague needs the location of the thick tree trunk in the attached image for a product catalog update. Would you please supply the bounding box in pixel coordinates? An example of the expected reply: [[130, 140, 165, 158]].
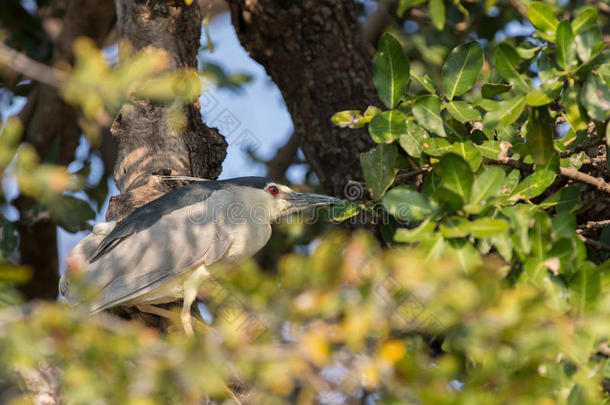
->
[[227, 0, 378, 197], [107, 0, 226, 222], [16, 0, 116, 300], [107, 0, 226, 327]]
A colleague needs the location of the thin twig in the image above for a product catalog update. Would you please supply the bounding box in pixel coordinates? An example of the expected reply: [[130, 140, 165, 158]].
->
[[559, 136, 603, 158], [394, 165, 431, 184], [578, 219, 610, 230], [482, 157, 610, 194], [576, 230, 610, 252], [0, 42, 66, 87]]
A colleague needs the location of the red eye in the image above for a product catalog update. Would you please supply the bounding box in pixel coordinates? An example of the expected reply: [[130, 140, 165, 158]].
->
[[268, 186, 279, 195]]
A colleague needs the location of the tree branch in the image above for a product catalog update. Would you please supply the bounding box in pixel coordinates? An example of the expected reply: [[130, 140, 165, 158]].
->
[[0, 42, 66, 87], [482, 157, 610, 194]]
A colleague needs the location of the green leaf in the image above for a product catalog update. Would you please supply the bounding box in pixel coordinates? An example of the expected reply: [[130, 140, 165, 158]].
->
[[412, 95, 445, 136], [449, 141, 482, 171], [561, 80, 589, 131], [429, 0, 445, 31], [329, 201, 363, 222], [474, 140, 502, 159], [508, 169, 557, 201], [551, 212, 576, 239], [49, 195, 95, 233], [441, 42, 483, 100], [494, 43, 530, 93], [439, 216, 470, 238], [527, 1, 558, 37], [525, 107, 555, 166], [394, 219, 436, 242], [382, 187, 438, 221], [580, 73, 610, 121], [516, 41, 542, 60], [369, 110, 408, 143], [571, 7, 597, 34], [525, 81, 562, 106], [574, 26, 604, 63], [570, 261, 601, 313], [422, 137, 452, 156], [540, 186, 580, 213], [398, 121, 428, 158], [360, 143, 399, 200], [438, 153, 473, 203], [481, 83, 512, 99], [331, 110, 365, 129], [373, 33, 410, 109], [556, 21, 576, 71], [466, 166, 506, 211], [411, 72, 438, 94], [483, 96, 526, 129], [445, 101, 481, 123], [530, 211, 551, 259], [469, 218, 510, 238]]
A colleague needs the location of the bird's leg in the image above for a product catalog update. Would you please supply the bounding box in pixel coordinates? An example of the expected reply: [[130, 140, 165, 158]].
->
[[181, 264, 209, 337], [136, 304, 179, 322]]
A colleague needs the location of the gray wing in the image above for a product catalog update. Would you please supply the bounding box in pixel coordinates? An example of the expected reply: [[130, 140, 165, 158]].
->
[[84, 194, 234, 312], [89, 182, 222, 263]]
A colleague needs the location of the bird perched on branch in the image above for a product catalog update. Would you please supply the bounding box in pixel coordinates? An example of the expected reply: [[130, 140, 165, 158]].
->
[[60, 176, 342, 336]]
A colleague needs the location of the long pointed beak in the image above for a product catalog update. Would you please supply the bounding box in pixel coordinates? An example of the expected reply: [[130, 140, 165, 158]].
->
[[284, 192, 343, 208]]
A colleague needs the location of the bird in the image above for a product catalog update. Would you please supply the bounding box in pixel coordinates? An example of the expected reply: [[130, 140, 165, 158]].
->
[[59, 176, 343, 336]]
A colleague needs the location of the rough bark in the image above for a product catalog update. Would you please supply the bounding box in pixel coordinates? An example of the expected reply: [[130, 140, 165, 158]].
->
[[107, 0, 226, 222], [227, 0, 378, 197], [16, 0, 116, 300]]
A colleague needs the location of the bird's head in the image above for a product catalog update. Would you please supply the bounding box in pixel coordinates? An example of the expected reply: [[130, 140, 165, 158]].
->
[[223, 177, 343, 223]]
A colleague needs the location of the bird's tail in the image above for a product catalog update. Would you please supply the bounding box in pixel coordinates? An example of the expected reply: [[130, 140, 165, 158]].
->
[[59, 221, 116, 299]]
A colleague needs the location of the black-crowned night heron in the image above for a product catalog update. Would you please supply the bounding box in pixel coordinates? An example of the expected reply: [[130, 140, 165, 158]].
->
[[59, 177, 342, 336]]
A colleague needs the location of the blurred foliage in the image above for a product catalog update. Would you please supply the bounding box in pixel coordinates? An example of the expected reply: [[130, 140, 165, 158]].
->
[[1, 231, 610, 403], [0, 0, 610, 403]]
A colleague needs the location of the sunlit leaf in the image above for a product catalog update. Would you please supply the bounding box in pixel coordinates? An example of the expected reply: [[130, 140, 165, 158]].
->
[[494, 43, 530, 93], [412, 95, 445, 136], [441, 42, 483, 100], [398, 121, 429, 158], [373, 33, 410, 109]]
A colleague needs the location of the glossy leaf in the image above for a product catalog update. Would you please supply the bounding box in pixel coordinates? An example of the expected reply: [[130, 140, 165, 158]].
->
[[556, 21, 576, 71], [509, 169, 557, 201], [467, 166, 506, 211], [494, 43, 530, 93], [561, 80, 588, 131], [360, 143, 398, 200], [441, 42, 483, 100], [369, 110, 408, 143], [449, 141, 482, 171], [445, 101, 481, 123], [483, 96, 526, 129], [571, 7, 597, 34], [524, 107, 555, 166], [526, 2, 558, 37], [438, 153, 473, 203], [398, 121, 428, 158], [373, 33, 410, 109], [574, 26, 604, 63], [481, 83, 512, 99], [580, 73, 610, 121], [412, 95, 445, 136]]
